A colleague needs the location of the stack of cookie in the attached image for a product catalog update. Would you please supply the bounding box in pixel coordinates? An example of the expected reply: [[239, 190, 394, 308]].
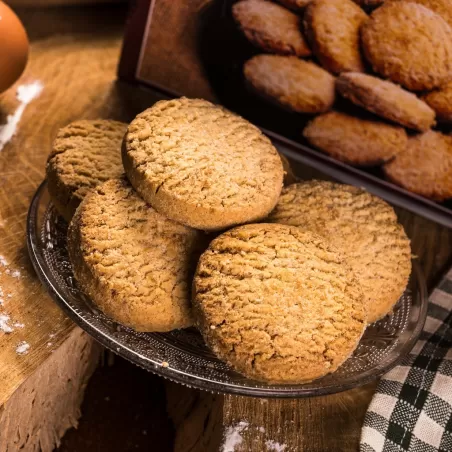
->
[[233, 0, 452, 201], [46, 97, 412, 384]]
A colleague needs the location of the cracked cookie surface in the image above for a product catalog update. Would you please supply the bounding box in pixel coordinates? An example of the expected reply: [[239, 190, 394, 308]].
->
[[383, 130, 452, 201], [123, 98, 284, 231], [232, 0, 311, 57], [193, 223, 366, 383], [303, 111, 407, 166], [68, 178, 206, 332], [268, 181, 412, 323], [46, 119, 126, 222], [361, 2, 452, 91], [336, 72, 435, 132], [304, 0, 367, 74], [244, 55, 335, 113]]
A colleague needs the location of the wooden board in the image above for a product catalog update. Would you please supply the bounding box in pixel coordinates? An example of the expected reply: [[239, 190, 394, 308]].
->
[[0, 7, 136, 408]]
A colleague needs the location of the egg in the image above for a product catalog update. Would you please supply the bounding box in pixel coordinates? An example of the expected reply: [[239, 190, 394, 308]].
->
[[0, 2, 29, 93]]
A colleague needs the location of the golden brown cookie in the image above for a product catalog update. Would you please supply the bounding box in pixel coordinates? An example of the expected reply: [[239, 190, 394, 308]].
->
[[268, 181, 412, 323], [384, 130, 452, 200], [68, 178, 206, 332], [304, 0, 367, 74], [193, 223, 366, 383], [275, 0, 313, 10], [232, 0, 311, 57], [423, 81, 452, 123], [303, 111, 407, 166], [46, 119, 126, 222], [244, 55, 335, 113], [122, 98, 283, 231], [388, 0, 452, 28], [361, 2, 452, 91], [336, 72, 436, 131]]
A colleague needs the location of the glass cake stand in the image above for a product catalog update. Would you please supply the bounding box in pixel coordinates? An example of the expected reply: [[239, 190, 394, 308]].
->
[[27, 180, 428, 398]]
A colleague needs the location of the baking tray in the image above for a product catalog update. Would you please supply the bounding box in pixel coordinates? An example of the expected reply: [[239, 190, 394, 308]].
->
[[118, 0, 452, 228]]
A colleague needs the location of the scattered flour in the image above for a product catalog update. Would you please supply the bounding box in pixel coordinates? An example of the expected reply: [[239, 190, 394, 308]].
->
[[0, 81, 44, 151], [16, 341, 30, 355], [13, 322, 24, 328], [0, 287, 3, 306], [0, 256, 7, 267], [265, 440, 287, 452], [0, 314, 13, 333], [222, 421, 249, 452], [10, 270, 21, 278]]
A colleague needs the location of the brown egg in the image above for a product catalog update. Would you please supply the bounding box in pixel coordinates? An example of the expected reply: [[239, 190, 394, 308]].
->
[[0, 2, 29, 93]]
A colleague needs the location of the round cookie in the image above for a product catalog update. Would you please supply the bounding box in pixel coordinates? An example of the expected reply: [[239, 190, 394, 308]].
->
[[268, 181, 412, 324], [232, 0, 311, 57], [122, 98, 284, 231], [388, 0, 452, 28], [423, 81, 452, 123], [193, 223, 366, 383], [303, 111, 407, 166], [68, 178, 206, 332], [46, 119, 126, 222], [244, 55, 335, 113], [384, 130, 452, 201], [361, 2, 452, 91], [336, 72, 436, 131], [303, 0, 367, 74]]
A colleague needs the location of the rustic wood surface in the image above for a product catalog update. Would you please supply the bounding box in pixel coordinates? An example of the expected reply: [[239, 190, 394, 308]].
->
[[1, 4, 451, 452]]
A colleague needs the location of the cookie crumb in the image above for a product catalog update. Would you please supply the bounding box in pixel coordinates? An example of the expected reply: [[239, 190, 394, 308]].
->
[[161, 361, 169, 368]]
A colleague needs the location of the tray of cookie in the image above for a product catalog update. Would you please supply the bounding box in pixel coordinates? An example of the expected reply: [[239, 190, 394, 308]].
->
[[27, 98, 427, 397], [186, 0, 452, 228]]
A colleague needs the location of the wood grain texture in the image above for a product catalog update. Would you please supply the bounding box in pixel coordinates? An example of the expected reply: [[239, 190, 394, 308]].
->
[[0, 8, 143, 408], [0, 327, 101, 452]]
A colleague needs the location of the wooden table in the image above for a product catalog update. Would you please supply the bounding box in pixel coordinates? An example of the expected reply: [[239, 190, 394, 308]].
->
[[1, 4, 451, 451]]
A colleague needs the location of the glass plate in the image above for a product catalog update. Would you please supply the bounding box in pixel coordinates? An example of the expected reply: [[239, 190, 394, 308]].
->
[[27, 181, 428, 398]]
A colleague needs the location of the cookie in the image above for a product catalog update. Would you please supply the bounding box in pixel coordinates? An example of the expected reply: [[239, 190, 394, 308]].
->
[[361, 2, 452, 91], [304, 0, 367, 74], [68, 178, 206, 332], [303, 111, 407, 166], [46, 119, 126, 222], [336, 72, 436, 131], [268, 181, 412, 323], [193, 223, 366, 383], [122, 98, 284, 231], [275, 0, 312, 10], [384, 130, 452, 200], [244, 55, 335, 113], [388, 0, 452, 28], [232, 0, 311, 57], [423, 81, 452, 123]]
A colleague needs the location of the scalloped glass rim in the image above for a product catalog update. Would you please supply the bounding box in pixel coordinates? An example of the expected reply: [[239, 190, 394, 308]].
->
[[27, 180, 428, 398]]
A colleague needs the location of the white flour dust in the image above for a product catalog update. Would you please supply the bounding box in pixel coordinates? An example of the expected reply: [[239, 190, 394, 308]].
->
[[265, 440, 287, 451], [222, 421, 249, 452], [0, 81, 43, 151], [0, 314, 13, 333], [16, 341, 30, 355]]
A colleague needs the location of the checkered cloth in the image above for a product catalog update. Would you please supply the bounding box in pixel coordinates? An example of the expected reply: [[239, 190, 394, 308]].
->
[[361, 267, 452, 452]]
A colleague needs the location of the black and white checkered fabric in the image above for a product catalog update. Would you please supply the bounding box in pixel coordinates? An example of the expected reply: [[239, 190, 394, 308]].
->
[[361, 267, 452, 452]]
